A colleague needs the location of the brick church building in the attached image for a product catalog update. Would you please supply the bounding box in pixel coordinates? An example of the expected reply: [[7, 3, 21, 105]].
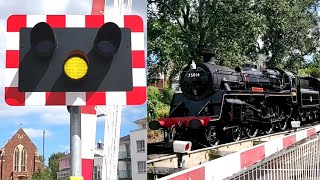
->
[[0, 128, 43, 180]]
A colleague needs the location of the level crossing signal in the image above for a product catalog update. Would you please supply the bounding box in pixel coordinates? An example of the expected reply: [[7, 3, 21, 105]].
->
[[5, 15, 146, 106], [19, 20, 132, 92]]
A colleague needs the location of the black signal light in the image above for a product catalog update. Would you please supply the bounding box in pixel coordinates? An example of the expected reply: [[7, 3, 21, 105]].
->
[[93, 22, 122, 58], [30, 22, 56, 59]]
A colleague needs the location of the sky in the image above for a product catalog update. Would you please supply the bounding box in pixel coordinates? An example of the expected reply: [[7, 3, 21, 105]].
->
[[0, 0, 147, 164]]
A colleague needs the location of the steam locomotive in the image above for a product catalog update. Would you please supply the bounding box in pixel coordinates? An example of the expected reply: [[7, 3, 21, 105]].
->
[[149, 53, 320, 148]]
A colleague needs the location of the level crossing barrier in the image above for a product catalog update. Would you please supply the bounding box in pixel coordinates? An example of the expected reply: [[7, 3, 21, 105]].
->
[[227, 134, 320, 180], [155, 124, 320, 180]]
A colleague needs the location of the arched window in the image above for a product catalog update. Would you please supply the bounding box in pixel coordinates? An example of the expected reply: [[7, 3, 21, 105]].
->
[[21, 148, 26, 171], [14, 148, 19, 171]]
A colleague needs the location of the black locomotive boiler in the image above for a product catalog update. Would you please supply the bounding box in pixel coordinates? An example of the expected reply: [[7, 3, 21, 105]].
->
[[149, 53, 320, 148]]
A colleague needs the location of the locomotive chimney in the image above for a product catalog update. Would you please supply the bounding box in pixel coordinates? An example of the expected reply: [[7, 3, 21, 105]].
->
[[202, 52, 216, 64]]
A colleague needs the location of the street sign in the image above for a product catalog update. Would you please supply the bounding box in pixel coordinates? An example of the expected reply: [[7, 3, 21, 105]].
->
[[5, 14, 146, 106]]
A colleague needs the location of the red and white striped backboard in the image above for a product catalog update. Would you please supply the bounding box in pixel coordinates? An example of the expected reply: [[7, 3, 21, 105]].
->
[[5, 14, 146, 106]]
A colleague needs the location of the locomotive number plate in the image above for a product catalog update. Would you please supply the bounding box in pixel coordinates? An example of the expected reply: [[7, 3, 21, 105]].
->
[[187, 72, 201, 78]]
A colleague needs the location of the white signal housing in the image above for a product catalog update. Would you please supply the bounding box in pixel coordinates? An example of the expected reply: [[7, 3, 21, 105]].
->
[[173, 140, 192, 154], [291, 121, 301, 128]]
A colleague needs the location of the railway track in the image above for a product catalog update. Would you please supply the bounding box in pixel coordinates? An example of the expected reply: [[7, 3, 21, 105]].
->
[[147, 123, 319, 178], [148, 141, 173, 160]]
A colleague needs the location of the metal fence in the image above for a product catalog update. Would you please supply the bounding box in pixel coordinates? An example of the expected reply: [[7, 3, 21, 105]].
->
[[226, 133, 320, 180]]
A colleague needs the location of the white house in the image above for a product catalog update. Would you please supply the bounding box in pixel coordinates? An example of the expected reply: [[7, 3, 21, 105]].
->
[[57, 117, 147, 180], [118, 135, 132, 179], [130, 118, 147, 180]]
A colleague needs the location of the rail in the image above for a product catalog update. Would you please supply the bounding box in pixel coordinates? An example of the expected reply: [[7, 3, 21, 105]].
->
[[147, 123, 320, 179]]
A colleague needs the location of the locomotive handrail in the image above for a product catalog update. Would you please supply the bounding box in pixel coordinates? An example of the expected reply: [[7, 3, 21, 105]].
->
[[213, 71, 238, 76], [216, 69, 235, 73], [212, 72, 271, 84], [168, 101, 184, 117], [197, 99, 212, 116]]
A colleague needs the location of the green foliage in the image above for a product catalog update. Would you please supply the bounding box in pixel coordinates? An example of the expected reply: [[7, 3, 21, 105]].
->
[[260, 0, 320, 71], [299, 67, 320, 78], [48, 152, 66, 180], [39, 155, 44, 163], [31, 169, 52, 180], [147, 86, 173, 121], [298, 54, 320, 77], [148, 0, 320, 82], [159, 86, 175, 105]]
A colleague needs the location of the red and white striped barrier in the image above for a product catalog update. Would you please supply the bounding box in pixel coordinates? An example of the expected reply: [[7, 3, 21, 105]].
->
[[159, 125, 320, 180], [80, 106, 97, 180]]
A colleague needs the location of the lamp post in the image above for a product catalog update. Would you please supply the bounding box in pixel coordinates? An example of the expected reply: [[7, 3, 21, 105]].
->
[[43, 130, 46, 168]]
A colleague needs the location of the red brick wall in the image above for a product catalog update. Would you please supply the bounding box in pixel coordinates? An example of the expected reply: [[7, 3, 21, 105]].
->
[[0, 129, 43, 180], [150, 79, 166, 89]]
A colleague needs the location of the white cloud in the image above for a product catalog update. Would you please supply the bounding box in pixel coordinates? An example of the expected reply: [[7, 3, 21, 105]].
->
[[23, 128, 51, 138], [40, 109, 70, 125], [40, 0, 70, 14]]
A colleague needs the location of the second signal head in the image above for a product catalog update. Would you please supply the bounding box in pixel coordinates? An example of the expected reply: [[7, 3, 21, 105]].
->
[[93, 22, 122, 59]]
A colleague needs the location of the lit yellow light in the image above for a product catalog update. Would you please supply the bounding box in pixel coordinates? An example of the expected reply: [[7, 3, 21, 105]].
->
[[63, 56, 88, 80]]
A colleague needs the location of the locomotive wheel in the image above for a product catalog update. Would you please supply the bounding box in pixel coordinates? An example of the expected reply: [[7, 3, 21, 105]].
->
[[264, 121, 274, 135], [244, 125, 259, 138], [231, 126, 242, 142], [275, 105, 287, 131], [206, 126, 220, 146], [278, 118, 288, 131]]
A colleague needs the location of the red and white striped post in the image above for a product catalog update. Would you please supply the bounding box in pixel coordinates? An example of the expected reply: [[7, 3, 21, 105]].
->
[[78, 1, 105, 179], [80, 106, 97, 180]]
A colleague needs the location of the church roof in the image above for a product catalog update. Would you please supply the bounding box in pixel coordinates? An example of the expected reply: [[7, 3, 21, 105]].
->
[[1, 128, 38, 151]]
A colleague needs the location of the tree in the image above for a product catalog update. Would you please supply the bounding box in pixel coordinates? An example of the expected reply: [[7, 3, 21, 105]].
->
[[148, 0, 320, 82], [298, 55, 320, 77], [48, 152, 66, 180], [39, 155, 44, 164], [31, 169, 52, 180], [258, 0, 320, 72], [148, 0, 267, 83]]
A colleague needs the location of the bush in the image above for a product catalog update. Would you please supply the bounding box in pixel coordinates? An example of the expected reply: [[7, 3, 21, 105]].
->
[[147, 86, 174, 121]]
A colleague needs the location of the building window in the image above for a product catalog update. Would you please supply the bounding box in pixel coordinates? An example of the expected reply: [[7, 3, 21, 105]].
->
[[136, 140, 145, 152], [93, 166, 97, 179], [21, 148, 26, 171], [14, 148, 19, 171], [142, 123, 147, 129], [93, 166, 101, 179], [137, 161, 146, 174]]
